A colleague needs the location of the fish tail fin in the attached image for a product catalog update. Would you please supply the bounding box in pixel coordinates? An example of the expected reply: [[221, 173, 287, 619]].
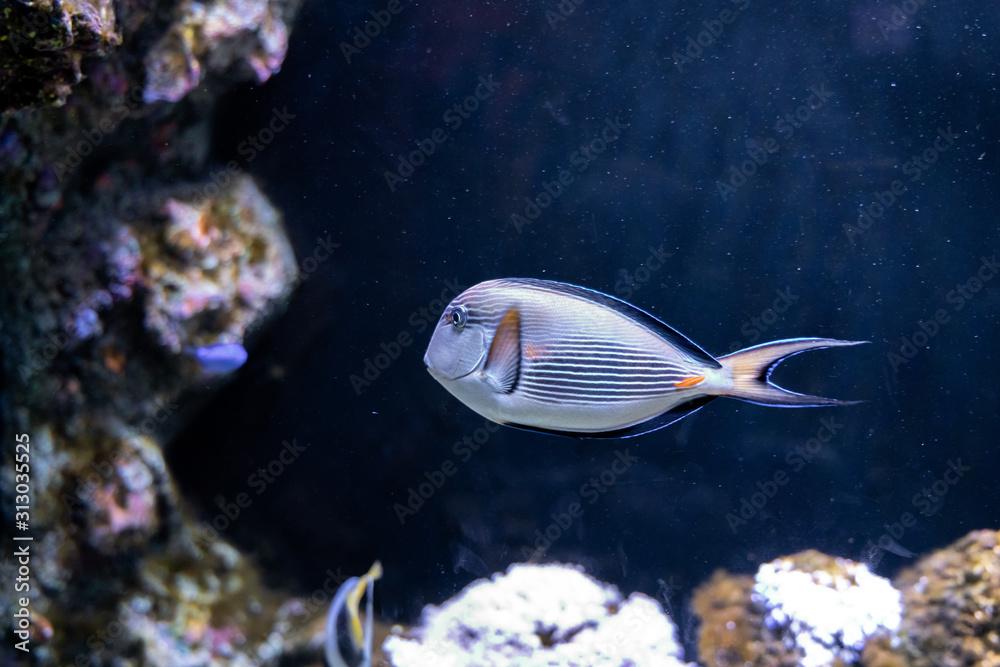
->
[[717, 338, 867, 407]]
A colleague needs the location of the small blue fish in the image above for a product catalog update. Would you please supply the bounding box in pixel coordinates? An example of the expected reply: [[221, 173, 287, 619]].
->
[[185, 342, 248, 375], [325, 562, 382, 667]]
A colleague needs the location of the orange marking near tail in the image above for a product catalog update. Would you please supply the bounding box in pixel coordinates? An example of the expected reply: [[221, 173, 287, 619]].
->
[[675, 375, 705, 389], [524, 343, 545, 360]]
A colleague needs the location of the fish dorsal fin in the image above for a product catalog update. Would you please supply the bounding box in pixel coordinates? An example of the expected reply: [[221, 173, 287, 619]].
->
[[502, 278, 720, 368], [325, 561, 382, 667], [347, 561, 382, 650], [483, 308, 521, 393]]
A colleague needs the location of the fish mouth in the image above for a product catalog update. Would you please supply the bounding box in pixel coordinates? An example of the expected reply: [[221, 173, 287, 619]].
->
[[424, 358, 441, 380], [425, 349, 485, 381]]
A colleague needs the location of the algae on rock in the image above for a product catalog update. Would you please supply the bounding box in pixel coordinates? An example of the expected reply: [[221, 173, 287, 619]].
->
[[0, 0, 315, 662]]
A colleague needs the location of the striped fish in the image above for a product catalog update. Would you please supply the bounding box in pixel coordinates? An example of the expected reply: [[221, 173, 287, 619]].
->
[[423, 278, 865, 438], [325, 562, 382, 667]]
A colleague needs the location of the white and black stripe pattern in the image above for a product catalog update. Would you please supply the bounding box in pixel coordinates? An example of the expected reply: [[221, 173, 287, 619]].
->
[[427, 278, 860, 438], [457, 281, 706, 406], [451, 286, 511, 331], [499, 278, 720, 367], [519, 339, 695, 405]]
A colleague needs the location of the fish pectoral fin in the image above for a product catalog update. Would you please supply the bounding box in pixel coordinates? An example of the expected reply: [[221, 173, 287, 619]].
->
[[674, 375, 705, 389], [483, 307, 521, 393]]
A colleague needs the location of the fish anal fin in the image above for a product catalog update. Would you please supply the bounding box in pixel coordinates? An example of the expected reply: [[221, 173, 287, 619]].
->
[[484, 308, 521, 393], [504, 396, 717, 439]]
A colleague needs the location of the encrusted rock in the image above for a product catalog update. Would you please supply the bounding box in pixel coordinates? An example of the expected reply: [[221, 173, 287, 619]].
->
[[880, 529, 1000, 667], [0, 0, 120, 109], [692, 571, 774, 667], [143, 0, 299, 103], [753, 551, 901, 667], [113, 540, 293, 666], [383, 562, 690, 667], [693, 550, 901, 667], [134, 175, 297, 355], [0, 0, 306, 659]]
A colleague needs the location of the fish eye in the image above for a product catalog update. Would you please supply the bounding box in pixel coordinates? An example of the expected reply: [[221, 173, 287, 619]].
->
[[450, 305, 468, 329]]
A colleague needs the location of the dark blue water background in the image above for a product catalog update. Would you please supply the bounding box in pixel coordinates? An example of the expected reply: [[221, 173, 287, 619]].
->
[[169, 0, 1000, 642]]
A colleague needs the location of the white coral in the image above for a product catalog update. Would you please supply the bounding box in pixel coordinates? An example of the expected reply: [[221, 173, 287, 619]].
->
[[752, 555, 902, 667], [384, 563, 689, 667]]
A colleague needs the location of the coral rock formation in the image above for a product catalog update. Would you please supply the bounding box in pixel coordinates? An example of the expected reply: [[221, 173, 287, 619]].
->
[[868, 529, 1000, 667], [753, 551, 901, 667], [383, 562, 691, 667], [0, 0, 120, 109], [0, 171, 299, 662], [692, 571, 772, 667], [0, 0, 309, 662], [693, 550, 901, 667], [143, 0, 296, 103], [135, 175, 296, 355]]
